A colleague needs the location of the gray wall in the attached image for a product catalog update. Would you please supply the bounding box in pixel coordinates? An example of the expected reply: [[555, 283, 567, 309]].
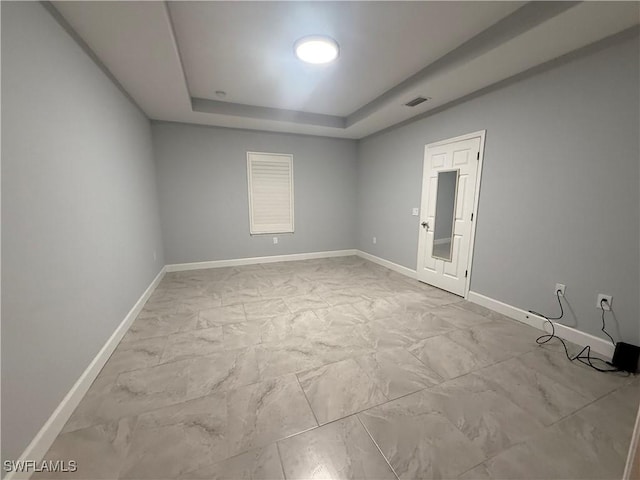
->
[[1, 2, 165, 464], [153, 122, 357, 264], [2, 2, 637, 465], [357, 33, 640, 345]]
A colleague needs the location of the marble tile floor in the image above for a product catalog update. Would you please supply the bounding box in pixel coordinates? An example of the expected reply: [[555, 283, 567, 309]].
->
[[37, 256, 639, 479]]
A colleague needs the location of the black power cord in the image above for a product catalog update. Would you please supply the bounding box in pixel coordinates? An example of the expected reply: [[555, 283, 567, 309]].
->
[[529, 291, 624, 373], [598, 298, 617, 347]]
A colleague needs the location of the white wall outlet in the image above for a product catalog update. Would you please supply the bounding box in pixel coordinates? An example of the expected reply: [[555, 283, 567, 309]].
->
[[372, 237, 377, 244], [555, 283, 566, 296], [273, 237, 278, 245], [597, 294, 612, 311], [412, 208, 419, 216]]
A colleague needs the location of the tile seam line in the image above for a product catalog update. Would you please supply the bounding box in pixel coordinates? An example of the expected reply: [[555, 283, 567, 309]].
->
[[108, 338, 246, 378], [515, 346, 624, 401], [452, 377, 636, 476], [108, 294, 543, 385], [294, 374, 321, 427], [457, 459, 488, 479], [356, 375, 544, 479], [275, 441, 288, 480], [356, 413, 401, 480], [60, 388, 231, 436], [275, 405, 417, 449], [543, 373, 637, 430], [465, 346, 631, 431]]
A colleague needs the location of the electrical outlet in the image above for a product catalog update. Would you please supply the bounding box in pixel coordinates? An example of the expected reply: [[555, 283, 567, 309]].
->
[[372, 237, 377, 244], [412, 208, 419, 216], [273, 237, 278, 245], [153, 250, 157, 261], [555, 283, 566, 296], [597, 294, 612, 311]]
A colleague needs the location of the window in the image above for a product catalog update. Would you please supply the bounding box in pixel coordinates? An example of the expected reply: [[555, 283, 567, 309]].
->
[[247, 152, 294, 234]]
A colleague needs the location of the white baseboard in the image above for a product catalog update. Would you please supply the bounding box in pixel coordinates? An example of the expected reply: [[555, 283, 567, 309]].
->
[[6, 267, 166, 480], [166, 249, 419, 280], [351, 253, 614, 359], [467, 291, 615, 359], [355, 250, 417, 279], [165, 249, 358, 272]]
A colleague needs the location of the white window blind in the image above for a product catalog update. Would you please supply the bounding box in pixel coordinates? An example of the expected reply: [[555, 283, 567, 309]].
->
[[247, 152, 294, 234]]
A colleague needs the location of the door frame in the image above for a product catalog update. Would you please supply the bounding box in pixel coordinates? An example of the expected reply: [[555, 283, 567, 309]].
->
[[418, 130, 486, 299]]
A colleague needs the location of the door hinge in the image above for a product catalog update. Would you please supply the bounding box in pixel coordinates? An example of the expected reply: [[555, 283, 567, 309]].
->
[[476, 152, 480, 160], [471, 212, 474, 221], [465, 270, 468, 278]]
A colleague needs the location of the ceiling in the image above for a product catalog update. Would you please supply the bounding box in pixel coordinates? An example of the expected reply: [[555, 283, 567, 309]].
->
[[52, 1, 639, 139]]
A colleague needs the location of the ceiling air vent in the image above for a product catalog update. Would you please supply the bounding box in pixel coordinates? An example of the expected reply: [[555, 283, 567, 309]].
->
[[405, 96, 430, 107]]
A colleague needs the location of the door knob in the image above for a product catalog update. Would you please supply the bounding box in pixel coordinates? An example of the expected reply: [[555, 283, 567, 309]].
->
[[421, 221, 429, 230]]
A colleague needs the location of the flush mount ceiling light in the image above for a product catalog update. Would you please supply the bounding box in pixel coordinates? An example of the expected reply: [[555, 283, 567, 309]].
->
[[294, 36, 339, 64]]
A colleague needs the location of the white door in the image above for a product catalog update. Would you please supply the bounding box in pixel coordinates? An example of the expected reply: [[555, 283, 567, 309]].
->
[[416, 132, 484, 296]]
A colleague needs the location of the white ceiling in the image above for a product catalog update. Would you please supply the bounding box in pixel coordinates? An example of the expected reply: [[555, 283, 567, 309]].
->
[[52, 1, 639, 139], [169, 2, 523, 116]]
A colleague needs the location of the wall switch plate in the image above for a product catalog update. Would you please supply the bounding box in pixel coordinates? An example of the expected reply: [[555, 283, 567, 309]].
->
[[555, 283, 566, 296], [412, 208, 419, 216], [597, 294, 612, 310], [273, 237, 278, 244], [372, 237, 377, 244]]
